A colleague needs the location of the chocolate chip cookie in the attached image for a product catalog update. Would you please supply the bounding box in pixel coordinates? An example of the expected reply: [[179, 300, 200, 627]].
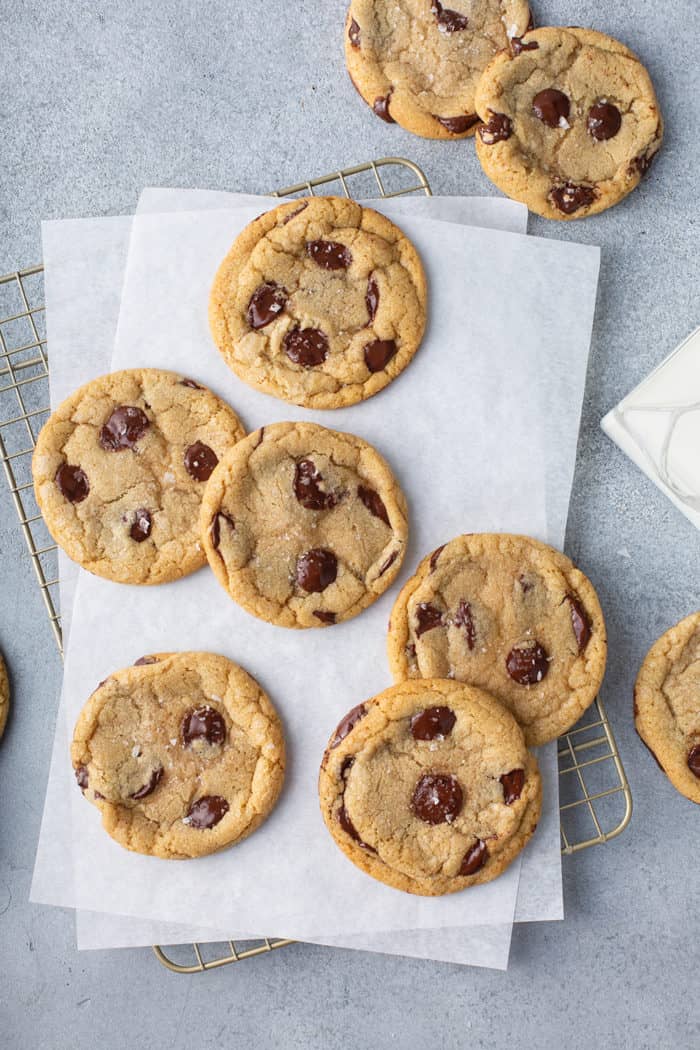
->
[[209, 196, 427, 409], [634, 612, 700, 804], [387, 534, 606, 745], [33, 369, 246, 585], [345, 0, 533, 139], [200, 421, 408, 628], [71, 651, 285, 858], [0, 651, 9, 740], [319, 679, 541, 895], [474, 26, 663, 219]]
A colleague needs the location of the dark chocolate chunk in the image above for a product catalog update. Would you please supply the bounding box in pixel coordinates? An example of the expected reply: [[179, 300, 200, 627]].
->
[[435, 113, 480, 135], [296, 548, 338, 593], [184, 795, 229, 829], [330, 703, 367, 748], [587, 101, 622, 141], [182, 705, 227, 748], [337, 803, 375, 851], [75, 765, 89, 791], [430, 545, 445, 572], [99, 406, 149, 451], [687, 745, 700, 779], [566, 593, 592, 652], [365, 274, 379, 324], [500, 768, 525, 804], [373, 93, 395, 123], [549, 183, 597, 215], [431, 1, 468, 32], [130, 765, 164, 800], [294, 459, 338, 511], [130, 508, 152, 542], [246, 282, 288, 329], [55, 463, 89, 503], [284, 327, 329, 367], [306, 240, 352, 271], [410, 706, 456, 741], [210, 511, 235, 551], [532, 88, 570, 128], [281, 201, 309, 224], [511, 35, 539, 56], [184, 441, 218, 481], [378, 549, 399, 577], [506, 641, 549, 685], [357, 484, 390, 526], [411, 773, 463, 825], [313, 610, 336, 625], [180, 378, 203, 390], [348, 17, 361, 48], [459, 839, 489, 876], [478, 111, 513, 145], [134, 655, 158, 665], [364, 338, 397, 373], [454, 600, 476, 650], [415, 602, 443, 637]]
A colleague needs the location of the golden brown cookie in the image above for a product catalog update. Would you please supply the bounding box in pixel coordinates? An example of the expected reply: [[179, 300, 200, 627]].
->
[[634, 612, 700, 804], [0, 651, 9, 740], [387, 533, 606, 745], [200, 422, 408, 628], [345, 0, 533, 138], [319, 679, 541, 895], [209, 196, 427, 409], [71, 651, 285, 859], [33, 369, 246, 585], [474, 26, 663, 219]]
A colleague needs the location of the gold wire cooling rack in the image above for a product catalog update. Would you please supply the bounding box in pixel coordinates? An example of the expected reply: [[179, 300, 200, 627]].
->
[[0, 157, 631, 975]]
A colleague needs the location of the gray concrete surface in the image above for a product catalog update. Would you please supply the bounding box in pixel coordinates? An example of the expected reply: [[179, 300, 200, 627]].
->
[[1, 1, 698, 1047]]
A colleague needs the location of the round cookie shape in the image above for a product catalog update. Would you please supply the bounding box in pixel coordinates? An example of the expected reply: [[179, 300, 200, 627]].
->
[[0, 651, 9, 740], [634, 612, 700, 804], [209, 196, 427, 409], [71, 652, 285, 858], [319, 679, 541, 895], [344, 0, 532, 139], [32, 369, 246, 585], [387, 533, 606, 745], [200, 422, 408, 628], [474, 26, 663, 220]]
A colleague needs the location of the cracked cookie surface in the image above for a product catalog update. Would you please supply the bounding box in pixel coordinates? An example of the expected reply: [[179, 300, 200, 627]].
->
[[345, 0, 532, 139], [387, 533, 606, 745], [200, 421, 408, 628], [319, 678, 541, 895], [634, 612, 700, 804], [33, 369, 246, 585], [71, 651, 285, 859], [209, 196, 427, 408], [475, 26, 663, 219], [0, 651, 9, 740]]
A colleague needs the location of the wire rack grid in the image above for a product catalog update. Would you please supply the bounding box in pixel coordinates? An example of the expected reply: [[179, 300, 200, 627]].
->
[[0, 157, 631, 975]]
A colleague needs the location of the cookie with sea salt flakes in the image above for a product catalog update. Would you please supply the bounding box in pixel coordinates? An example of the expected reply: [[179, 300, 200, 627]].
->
[[200, 421, 408, 628], [387, 533, 606, 745], [71, 651, 285, 859], [634, 612, 700, 804], [209, 196, 427, 409], [474, 26, 663, 220], [344, 0, 533, 139], [32, 369, 246, 585], [319, 679, 541, 895]]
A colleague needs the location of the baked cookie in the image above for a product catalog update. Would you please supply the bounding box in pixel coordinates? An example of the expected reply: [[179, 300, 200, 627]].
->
[[33, 369, 246, 585], [319, 679, 541, 895], [209, 196, 427, 409], [634, 612, 700, 804], [345, 0, 533, 139], [200, 422, 408, 628], [387, 533, 606, 745], [474, 26, 663, 219], [0, 651, 9, 739], [71, 651, 285, 859]]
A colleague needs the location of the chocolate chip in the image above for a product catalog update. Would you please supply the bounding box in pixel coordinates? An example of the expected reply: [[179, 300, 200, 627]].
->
[[410, 706, 456, 741], [130, 765, 164, 800], [99, 406, 149, 451], [183, 441, 218, 482], [411, 773, 463, 825], [478, 111, 513, 145], [75, 765, 89, 791], [55, 463, 89, 503], [587, 101, 621, 140], [281, 201, 308, 224], [406, 643, 417, 660], [511, 35, 539, 56], [518, 573, 534, 594], [365, 275, 379, 324], [296, 548, 338, 593], [549, 183, 597, 215], [314, 610, 336, 625], [373, 93, 395, 123], [180, 378, 203, 389], [500, 768, 525, 804], [430, 545, 445, 572], [134, 655, 158, 665], [459, 839, 489, 876], [435, 113, 480, 135], [306, 240, 352, 270], [184, 795, 229, 829], [566, 593, 591, 652], [431, 1, 468, 31], [364, 338, 397, 373], [330, 703, 367, 748], [454, 600, 476, 650], [341, 755, 355, 779], [247, 282, 288, 329], [284, 327, 329, 367], [415, 602, 443, 637], [506, 641, 549, 685], [357, 484, 390, 526], [633, 151, 657, 177], [182, 705, 227, 748], [348, 17, 361, 48], [687, 745, 700, 779], [294, 459, 338, 511], [378, 549, 399, 577], [532, 89, 570, 128], [130, 508, 152, 542], [337, 802, 375, 851], [210, 511, 235, 551]]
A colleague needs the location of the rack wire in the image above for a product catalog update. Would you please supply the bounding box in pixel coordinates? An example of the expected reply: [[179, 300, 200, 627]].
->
[[0, 157, 631, 975]]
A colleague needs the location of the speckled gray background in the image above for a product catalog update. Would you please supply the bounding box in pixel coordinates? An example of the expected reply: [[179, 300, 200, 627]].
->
[[1, 1, 698, 1047]]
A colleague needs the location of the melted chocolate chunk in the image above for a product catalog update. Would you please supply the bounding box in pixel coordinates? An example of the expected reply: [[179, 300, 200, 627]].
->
[[348, 17, 361, 48], [373, 93, 395, 123], [410, 706, 456, 741], [130, 765, 164, 800], [587, 101, 622, 141], [566, 593, 591, 652], [415, 602, 443, 637], [210, 511, 235, 551], [281, 201, 309, 224], [364, 338, 397, 373], [378, 549, 399, 577], [459, 839, 489, 876], [511, 35, 539, 56], [454, 599, 476, 650], [435, 113, 480, 135], [365, 274, 379, 324], [184, 441, 218, 481], [293, 459, 338, 511], [500, 768, 525, 804], [687, 745, 700, 779], [411, 773, 463, 825], [314, 610, 336, 625], [185, 795, 229, 829], [330, 703, 367, 748], [431, 1, 468, 31], [284, 327, 329, 367], [506, 641, 549, 685], [55, 463, 89, 503], [633, 150, 657, 177], [532, 88, 570, 128], [357, 484, 390, 526], [478, 111, 513, 145], [99, 406, 149, 451], [430, 545, 445, 572], [180, 377, 203, 389], [296, 548, 338, 593], [246, 282, 288, 329], [182, 705, 227, 748], [130, 508, 152, 542], [75, 765, 89, 791], [549, 183, 597, 215], [337, 803, 375, 851], [306, 239, 352, 271], [134, 655, 158, 665]]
